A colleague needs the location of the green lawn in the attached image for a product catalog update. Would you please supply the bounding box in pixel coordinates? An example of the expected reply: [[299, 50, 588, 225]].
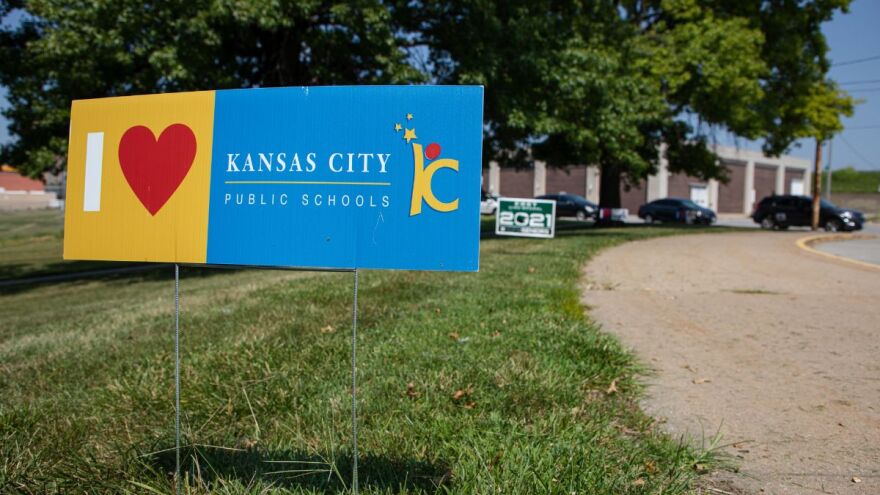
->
[[0, 209, 125, 280], [821, 167, 880, 194], [1, 210, 720, 494]]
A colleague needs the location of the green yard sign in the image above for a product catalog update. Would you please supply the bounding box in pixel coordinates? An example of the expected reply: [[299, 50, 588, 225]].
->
[[495, 197, 556, 238]]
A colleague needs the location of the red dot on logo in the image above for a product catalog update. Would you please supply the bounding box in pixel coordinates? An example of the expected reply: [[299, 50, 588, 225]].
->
[[425, 142, 441, 160]]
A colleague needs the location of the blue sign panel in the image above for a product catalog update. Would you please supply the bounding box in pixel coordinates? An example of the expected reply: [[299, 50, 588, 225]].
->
[[207, 86, 483, 271]]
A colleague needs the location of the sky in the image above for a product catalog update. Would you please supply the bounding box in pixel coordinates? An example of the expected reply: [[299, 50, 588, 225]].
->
[[1, 1, 879, 170]]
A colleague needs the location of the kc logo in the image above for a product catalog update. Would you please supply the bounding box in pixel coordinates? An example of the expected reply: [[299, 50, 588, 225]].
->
[[409, 142, 459, 216], [396, 114, 461, 216]]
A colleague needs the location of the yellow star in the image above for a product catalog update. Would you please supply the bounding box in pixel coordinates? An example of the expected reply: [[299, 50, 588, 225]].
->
[[403, 128, 417, 143], [394, 123, 402, 131], [406, 113, 413, 120]]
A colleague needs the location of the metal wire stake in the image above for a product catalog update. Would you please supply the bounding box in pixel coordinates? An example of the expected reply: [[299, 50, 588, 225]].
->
[[350, 269, 359, 494], [174, 264, 181, 494]]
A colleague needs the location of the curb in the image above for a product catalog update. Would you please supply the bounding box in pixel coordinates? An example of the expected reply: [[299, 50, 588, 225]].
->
[[795, 233, 880, 271]]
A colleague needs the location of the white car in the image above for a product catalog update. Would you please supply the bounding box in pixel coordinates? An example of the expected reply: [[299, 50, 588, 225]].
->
[[481, 191, 498, 215], [597, 207, 629, 225]]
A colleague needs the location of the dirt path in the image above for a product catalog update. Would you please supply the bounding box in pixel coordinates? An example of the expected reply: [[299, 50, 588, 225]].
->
[[582, 232, 880, 494]]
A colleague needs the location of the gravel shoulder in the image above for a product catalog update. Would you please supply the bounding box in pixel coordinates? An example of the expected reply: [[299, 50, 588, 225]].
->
[[582, 231, 880, 494]]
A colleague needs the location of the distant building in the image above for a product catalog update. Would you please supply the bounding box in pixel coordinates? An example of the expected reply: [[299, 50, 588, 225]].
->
[[0, 165, 61, 211], [482, 145, 811, 214]]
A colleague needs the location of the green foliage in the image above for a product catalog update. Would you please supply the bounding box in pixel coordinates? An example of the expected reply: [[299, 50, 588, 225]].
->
[[396, 0, 854, 204], [0, 210, 722, 493], [0, 0, 423, 177], [706, 0, 856, 149], [0, 0, 857, 204]]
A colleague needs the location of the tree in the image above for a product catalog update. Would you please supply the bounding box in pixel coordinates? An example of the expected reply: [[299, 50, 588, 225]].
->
[[0, 0, 422, 178], [1, 0, 856, 201], [393, 0, 855, 206]]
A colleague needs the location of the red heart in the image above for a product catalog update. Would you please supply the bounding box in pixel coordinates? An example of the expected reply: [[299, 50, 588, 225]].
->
[[118, 124, 197, 215]]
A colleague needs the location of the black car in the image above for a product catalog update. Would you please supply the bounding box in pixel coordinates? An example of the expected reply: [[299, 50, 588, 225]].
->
[[638, 198, 716, 225], [536, 193, 597, 221], [752, 195, 864, 232]]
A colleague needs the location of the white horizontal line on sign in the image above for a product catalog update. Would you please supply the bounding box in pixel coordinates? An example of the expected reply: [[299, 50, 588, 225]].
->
[[224, 180, 392, 186], [83, 132, 104, 212]]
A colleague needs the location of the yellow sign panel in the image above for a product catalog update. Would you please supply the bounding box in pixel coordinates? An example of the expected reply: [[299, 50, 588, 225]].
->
[[64, 91, 215, 263]]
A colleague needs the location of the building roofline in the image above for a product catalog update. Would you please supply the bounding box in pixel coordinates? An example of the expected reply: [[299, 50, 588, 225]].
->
[[711, 145, 812, 170]]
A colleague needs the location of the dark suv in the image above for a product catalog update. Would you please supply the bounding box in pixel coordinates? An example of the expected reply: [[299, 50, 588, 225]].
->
[[752, 195, 864, 232]]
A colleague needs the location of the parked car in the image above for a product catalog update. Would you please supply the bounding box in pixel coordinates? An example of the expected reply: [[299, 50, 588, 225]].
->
[[638, 198, 716, 225], [536, 193, 597, 221], [480, 190, 498, 215], [751, 195, 864, 231]]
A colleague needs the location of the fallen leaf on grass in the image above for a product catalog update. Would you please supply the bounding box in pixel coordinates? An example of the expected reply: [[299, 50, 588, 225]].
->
[[405, 382, 419, 399], [463, 401, 476, 409], [320, 325, 336, 334], [237, 437, 258, 449], [606, 379, 618, 395], [448, 332, 460, 341], [527, 266, 536, 274], [692, 378, 711, 385], [645, 460, 658, 474], [492, 331, 502, 338], [452, 385, 473, 402], [487, 451, 503, 471], [693, 463, 709, 474], [632, 478, 646, 486]]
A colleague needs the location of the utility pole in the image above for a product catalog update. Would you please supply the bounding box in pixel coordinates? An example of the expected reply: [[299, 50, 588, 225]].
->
[[824, 138, 833, 199], [811, 139, 822, 230]]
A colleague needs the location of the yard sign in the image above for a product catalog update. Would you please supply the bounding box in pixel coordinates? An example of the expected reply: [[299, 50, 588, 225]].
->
[[63, 86, 484, 271], [495, 197, 556, 238]]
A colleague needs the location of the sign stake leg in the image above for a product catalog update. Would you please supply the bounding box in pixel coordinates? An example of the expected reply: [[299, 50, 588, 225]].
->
[[174, 264, 181, 494], [350, 269, 359, 494]]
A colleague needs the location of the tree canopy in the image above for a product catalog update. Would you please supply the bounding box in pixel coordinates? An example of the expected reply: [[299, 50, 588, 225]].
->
[[395, 0, 855, 204], [0, 0, 856, 206], [0, 0, 421, 176]]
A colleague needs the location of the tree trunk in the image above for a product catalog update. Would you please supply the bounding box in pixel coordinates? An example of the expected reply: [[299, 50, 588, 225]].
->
[[599, 164, 622, 207], [811, 140, 822, 230]]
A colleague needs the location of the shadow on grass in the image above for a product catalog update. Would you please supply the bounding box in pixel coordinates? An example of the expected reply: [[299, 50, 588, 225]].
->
[[145, 444, 452, 493], [0, 263, 242, 295], [0, 259, 127, 282]]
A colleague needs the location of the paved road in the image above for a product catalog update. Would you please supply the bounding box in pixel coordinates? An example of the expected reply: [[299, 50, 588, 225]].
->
[[814, 237, 880, 266], [713, 216, 880, 267], [582, 232, 880, 495]]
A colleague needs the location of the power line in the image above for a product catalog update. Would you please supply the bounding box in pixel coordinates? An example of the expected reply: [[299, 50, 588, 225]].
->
[[838, 79, 880, 86], [838, 135, 877, 169], [845, 125, 880, 130], [845, 87, 880, 93], [832, 54, 880, 67]]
